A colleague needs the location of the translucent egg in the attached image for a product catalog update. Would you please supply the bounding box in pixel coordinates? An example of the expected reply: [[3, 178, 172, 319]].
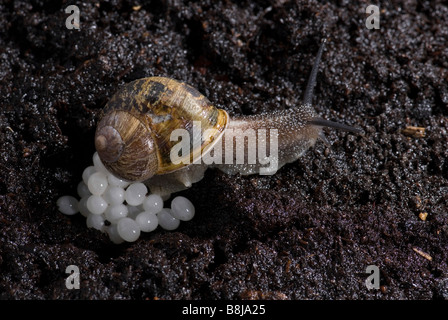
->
[[126, 205, 141, 220], [78, 196, 91, 217], [157, 209, 180, 231], [171, 196, 195, 221], [117, 217, 141, 242], [105, 204, 128, 224], [135, 211, 158, 232], [86, 195, 108, 215], [86, 214, 106, 232], [87, 172, 108, 195], [107, 224, 124, 244], [93, 152, 109, 175], [125, 183, 147, 206], [82, 166, 97, 185], [77, 181, 91, 198], [107, 174, 130, 189], [57, 196, 79, 215], [103, 186, 125, 205], [142, 194, 163, 214]]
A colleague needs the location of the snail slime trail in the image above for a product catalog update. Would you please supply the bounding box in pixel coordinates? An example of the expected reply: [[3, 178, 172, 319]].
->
[[169, 122, 280, 175]]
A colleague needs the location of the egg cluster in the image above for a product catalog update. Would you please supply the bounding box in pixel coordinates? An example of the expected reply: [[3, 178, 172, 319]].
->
[[57, 152, 195, 244]]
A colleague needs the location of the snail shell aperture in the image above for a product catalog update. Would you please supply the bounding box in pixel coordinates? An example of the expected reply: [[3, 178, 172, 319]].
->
[[95, 40, 361, 195]]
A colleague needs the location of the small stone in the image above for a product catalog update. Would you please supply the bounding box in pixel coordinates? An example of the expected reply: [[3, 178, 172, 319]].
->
[[419, 212, 428, 221]]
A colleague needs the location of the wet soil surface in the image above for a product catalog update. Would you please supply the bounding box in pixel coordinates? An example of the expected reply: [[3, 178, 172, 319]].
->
[[1, 0, 448, 299]]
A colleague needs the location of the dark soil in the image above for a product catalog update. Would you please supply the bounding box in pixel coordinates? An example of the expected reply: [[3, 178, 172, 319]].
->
[[1, 0, 448, 300]]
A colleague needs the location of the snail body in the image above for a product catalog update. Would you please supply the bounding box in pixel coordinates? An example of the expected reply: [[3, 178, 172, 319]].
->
[[95, 41, 361, 195]]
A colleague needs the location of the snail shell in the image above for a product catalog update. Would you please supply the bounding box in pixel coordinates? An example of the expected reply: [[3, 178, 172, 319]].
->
[[95, 77, 228, 182]]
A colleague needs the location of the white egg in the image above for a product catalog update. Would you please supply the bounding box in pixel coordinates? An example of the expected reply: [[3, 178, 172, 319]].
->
[[82, 166, 97, 185], [78, 196, 91, 217], [103, 186, 125, 205], [157, 209, 180, 231], [170, 196, 195, 221], [57, 196, 79, 215], [135, 211, 158, 232], [106, 224, 124, 244], [107, 173, 130, 188], [125, 183, 147, 206], [93, 152, 110, 175], [86, 214, 106, 232], [86, 195, 108, 215], [142, 194, 164, 214], [105, 204, 128, 224], [77, 181, 91, 198], [117, 218, 141, 242], [87, 172, 108, 195]]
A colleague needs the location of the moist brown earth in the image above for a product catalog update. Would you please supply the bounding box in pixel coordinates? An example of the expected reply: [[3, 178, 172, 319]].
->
[[1, 0, 447, 299]]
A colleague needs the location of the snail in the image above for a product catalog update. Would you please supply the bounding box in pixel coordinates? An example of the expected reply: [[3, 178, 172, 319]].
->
[[95, 40, 361, 196]]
